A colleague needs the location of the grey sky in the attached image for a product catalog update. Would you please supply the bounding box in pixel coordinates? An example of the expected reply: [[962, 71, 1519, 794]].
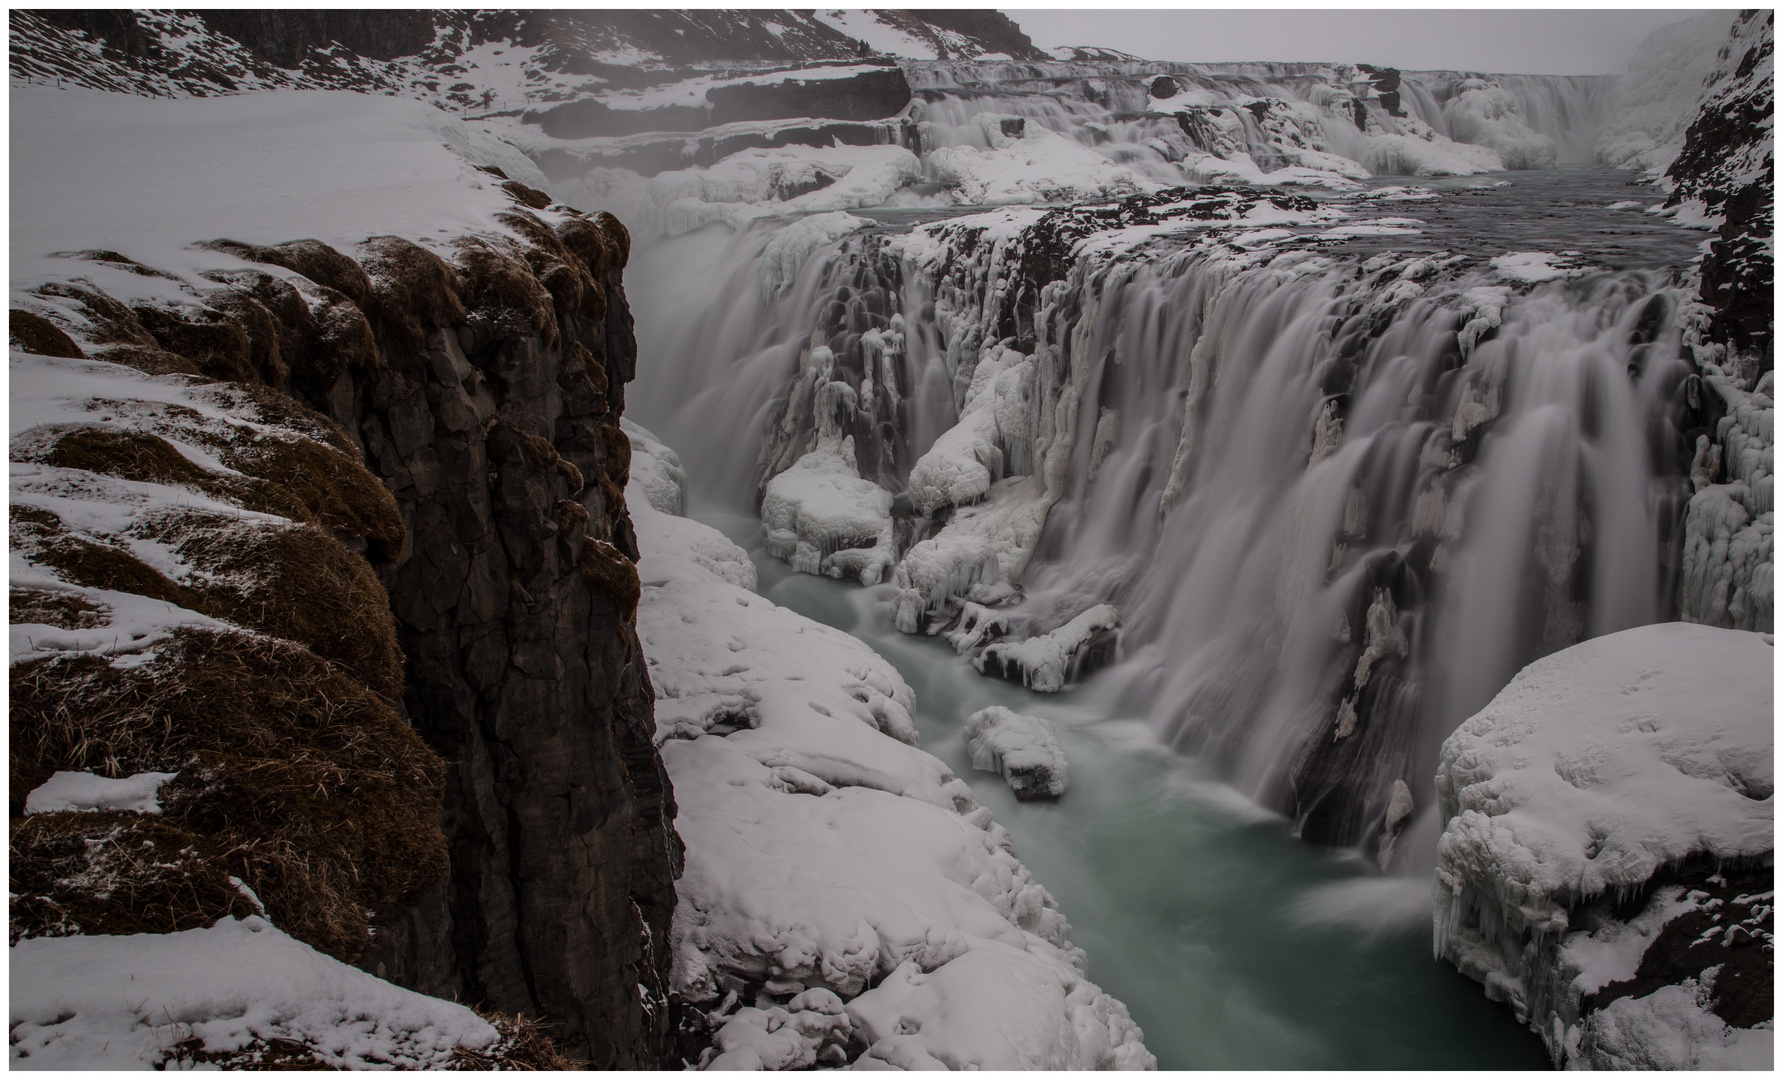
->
[[1003, 9, 1725, 75]]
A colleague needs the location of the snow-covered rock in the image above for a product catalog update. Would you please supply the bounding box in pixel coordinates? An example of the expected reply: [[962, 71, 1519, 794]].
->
[[965, 707, 1069, 800], [1433, 622, 1773, 1068], [630, 439, 1153, 1070], [10, 916, 500, 1069], [976, 604, 1120, 693]]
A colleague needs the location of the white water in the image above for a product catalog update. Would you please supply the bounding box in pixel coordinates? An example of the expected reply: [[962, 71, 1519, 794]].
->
[[617, 54, 1715, 1067]]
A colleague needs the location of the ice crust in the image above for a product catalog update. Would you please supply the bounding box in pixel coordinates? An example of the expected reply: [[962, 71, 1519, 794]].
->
[[1433, 623, 1773, 1033], [23, 770, 178, 816], [630, 449, 1153, 1070], [9, 917, 499, 1069], [965, 707, 1069, 800], [759, 211, 870, 300]]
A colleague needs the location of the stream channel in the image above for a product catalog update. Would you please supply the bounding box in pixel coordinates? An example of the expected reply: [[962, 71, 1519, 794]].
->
[[685, 500, 1552, 1070]]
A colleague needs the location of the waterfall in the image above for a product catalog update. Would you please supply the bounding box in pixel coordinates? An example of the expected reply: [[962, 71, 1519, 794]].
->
[[621, 53, 1708, 859]]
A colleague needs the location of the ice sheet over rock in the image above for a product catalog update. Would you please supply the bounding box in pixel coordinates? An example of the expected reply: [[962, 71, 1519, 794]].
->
[[761, 434, 896, 586], [965, 707, 1069, 800]]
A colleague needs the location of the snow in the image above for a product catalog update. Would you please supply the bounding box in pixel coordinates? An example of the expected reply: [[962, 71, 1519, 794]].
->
[[9, 916, 499, 1069], [810, 11, 940, 60], [623, 417, 689, 517], [630, 438, 1153, 1070], [965, 707, 1069, 800], [906, 344, 1034, 515], [928, 120, 1157, 206], [1488, 250, 1588, 283], [1433, 622, 1773, 1021], [1595, 11, 1734, 174], [759, 211, 869, 300], [23, 769, 179, 816], [1577, 979, 1773, 1070], [975, 604, 1120, 694], [11, 86, 546, 299], [641, 144, 922, 235]]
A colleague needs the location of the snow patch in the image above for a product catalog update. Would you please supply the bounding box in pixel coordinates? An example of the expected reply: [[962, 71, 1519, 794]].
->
[[24, 770, 178, 816]]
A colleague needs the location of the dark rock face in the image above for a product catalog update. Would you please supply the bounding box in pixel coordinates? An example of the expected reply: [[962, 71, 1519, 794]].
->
[[708, 66, 913, 125], [532, 65, 912, 140], [173, 207, 679, 1066], [1667, 10, 1774, 367]]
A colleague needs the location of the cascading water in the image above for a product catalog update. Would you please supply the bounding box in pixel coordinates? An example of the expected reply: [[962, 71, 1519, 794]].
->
[[614, 47, 1743, 1068], [631, 167, 1710, 857]]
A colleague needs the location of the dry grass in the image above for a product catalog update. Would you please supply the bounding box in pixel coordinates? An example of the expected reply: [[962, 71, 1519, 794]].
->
[[91, 343, 206, 378], [10, 309, 85, 358], [9, 587, 108, 629], [578, 538, 640, 620], [10, 812, 260, 943], [450, 1012, 583, 1071], [10, 628, 447, 962]]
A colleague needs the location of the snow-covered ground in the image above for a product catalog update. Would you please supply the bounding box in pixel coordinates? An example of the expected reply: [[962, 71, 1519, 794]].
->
[[1434, 622, 1773, 1069], [12, 917, 501, 1070], [626, 422, 1154, 1070]]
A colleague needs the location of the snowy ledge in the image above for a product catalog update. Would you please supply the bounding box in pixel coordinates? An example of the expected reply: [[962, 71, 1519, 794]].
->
[[626, 423, 1154, 1070], [1433, 622, 1773, 1069]]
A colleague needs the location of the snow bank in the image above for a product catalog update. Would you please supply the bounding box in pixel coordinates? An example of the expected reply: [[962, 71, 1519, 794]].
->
[[23, 770, 178, 816], [630, 440, 1153, 1070], [623, 417, 689, 517], [761, 435, 897, 586], [1433, 623, 1772, 1062], [965, 707, 1069, 800], [10, 917, 498, 1069], [976, 604, 1120, 693]]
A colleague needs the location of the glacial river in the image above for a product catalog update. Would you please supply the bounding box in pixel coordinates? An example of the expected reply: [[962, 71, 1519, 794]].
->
[[689, 501, 1552, 1070]]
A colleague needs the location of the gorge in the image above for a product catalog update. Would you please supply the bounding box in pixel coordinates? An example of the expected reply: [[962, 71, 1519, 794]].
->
[[8, 8, 1773, 1072]]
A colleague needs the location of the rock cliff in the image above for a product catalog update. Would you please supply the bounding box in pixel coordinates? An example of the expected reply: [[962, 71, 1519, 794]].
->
[[11, 176, 678, 1065]]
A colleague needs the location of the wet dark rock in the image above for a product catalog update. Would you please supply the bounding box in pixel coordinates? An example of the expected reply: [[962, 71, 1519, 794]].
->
[[1148, 74, 1179, 98]]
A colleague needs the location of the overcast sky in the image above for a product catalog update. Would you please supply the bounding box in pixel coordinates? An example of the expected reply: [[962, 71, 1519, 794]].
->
[[1003, 8, 1725, 75]]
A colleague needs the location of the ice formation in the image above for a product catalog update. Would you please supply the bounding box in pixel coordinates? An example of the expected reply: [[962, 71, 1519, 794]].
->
[[976, 604, 1120, 694], [1433, 622, 1773, 1066], [761, 434, 897, 586], [964, 707, 1069, 800], [630, 449, 1153, 1070]]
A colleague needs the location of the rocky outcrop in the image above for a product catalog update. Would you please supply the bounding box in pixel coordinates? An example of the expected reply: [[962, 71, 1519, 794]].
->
[[13, 191, 679, 1066], [1668, 9, 1774, 365], [531, 65, 913, 141], [1433, 624, 1772, 1069]]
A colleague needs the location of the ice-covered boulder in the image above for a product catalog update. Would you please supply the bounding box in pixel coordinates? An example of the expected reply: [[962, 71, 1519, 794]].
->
[[975, 604, 1120, 693], [965, 707, 1069, 800], [760, 434, 896, 586], [1433, 622, 1773, 1069]]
